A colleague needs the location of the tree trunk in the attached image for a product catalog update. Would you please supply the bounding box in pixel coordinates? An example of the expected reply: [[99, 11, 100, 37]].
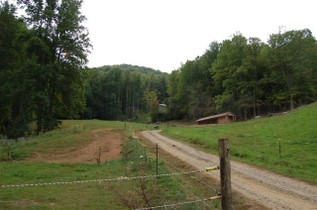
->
[[290, 94, 294, 110]]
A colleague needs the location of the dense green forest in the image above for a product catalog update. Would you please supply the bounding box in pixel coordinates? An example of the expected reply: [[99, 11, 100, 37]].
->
[[83, 64, 168, 121], [168, 30, 317, 120], [0, 0, 91, 138], [1, 0, 317, 139]]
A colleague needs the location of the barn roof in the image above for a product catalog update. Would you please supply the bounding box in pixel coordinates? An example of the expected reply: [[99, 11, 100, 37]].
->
[[195, 112, 235, 122]]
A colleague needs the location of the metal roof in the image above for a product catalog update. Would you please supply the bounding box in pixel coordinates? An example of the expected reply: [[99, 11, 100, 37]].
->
[[195, 112, 235, 122]]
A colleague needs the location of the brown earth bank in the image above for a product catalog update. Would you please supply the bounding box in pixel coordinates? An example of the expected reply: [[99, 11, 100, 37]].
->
[[139, 130, 317, 210], [30, 129, 123, 163]]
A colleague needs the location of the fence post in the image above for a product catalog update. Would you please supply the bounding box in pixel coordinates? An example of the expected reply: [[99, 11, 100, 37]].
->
[[7, 142, 11, 160], [278, 139, 282, 158], [144, 146, 147, 163], [218, 139, 233, 210], [155, 143, 159, 176]]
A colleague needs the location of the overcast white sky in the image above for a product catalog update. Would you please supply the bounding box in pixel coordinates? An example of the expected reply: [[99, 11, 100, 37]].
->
[[81, 0, 316, 72]]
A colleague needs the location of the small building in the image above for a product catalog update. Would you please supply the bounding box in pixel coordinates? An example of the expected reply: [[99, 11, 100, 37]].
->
[[195, 112, 236, 125], [158, 104, 167, 113]]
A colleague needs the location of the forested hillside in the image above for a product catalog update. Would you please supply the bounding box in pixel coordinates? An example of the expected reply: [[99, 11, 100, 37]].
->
[[83, 65, 168, 121], [168, 31, 317, 120], [1, 0, 317, 139]]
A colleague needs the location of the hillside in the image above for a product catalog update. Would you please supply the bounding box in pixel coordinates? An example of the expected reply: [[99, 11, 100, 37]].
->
[[161, 102, 317, 183], [84, 64, 169, 121], [94, 64, 167, 75]]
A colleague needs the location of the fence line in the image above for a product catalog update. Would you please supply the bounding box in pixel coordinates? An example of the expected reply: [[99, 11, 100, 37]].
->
[[135, 196, 221, 210], [0, 167, 219, 189], [157, 165, 213, 209], [136, 138, 219, 208], [163, 153, 220, 195], [0, 139, 228, 210], [194, 124, 316, 145]]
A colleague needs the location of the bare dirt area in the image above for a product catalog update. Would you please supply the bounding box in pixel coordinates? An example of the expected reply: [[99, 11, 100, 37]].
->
[[140, 130, 317, 210], [31, 129, 123, 163]]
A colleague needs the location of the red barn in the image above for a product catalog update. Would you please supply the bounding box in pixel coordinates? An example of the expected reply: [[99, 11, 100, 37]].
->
[[195, 112, 236, 125]]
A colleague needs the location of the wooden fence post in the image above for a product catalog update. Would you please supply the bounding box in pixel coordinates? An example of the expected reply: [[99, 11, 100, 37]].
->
[[218, 139, 233, 210], [155, 143, 159, 176], [278, 139, 282, 158]]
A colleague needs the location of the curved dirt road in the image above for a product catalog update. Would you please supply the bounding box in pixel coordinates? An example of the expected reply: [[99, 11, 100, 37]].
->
[[140, 130, 317, 210]]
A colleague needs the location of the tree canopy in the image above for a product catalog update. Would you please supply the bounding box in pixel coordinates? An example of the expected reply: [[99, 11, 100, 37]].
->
[[0, 0, 91, 138], [83, 65, 169, 122], [167, 29, 317, 120]]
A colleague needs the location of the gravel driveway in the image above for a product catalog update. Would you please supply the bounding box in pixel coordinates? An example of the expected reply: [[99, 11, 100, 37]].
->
[[140, 130, 317, 210]]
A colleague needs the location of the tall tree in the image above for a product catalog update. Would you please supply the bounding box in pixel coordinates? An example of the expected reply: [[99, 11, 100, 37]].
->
[[0, 1, 34, 138], [268, 29, 317, 110], [17, 0, 91, 134], [211, 34, 249, 117]]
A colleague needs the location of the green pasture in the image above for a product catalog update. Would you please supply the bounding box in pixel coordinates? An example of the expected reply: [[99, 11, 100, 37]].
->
[[0, 120, 219, 209], [161, 103, 317, 184]]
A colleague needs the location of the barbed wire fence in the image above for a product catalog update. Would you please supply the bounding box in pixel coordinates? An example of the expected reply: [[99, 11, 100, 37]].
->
[[0, 138, 232, 210], [0, 169, 215, 189], [157, 164, 215, 209], [135, 196, 222, 210], [0, 167, 222, 209], [128, 136, 222, 209]]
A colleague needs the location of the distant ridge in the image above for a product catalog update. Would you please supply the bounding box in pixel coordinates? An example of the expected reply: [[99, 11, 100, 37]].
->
[[93, 64, 167, 75]]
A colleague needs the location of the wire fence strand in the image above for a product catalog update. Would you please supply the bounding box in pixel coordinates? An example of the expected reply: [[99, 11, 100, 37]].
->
[[163, 154, 220, 195], [157, 165, 213, 209], [0, 167, 219, 189], [135, 196, 221, 210]]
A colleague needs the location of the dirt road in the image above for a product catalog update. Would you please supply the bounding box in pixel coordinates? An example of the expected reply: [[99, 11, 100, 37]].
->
[[140, 130, 317, 210]]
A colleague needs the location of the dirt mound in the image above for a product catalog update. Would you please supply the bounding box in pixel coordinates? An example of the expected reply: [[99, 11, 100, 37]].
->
[[32, 129, 123, 163]]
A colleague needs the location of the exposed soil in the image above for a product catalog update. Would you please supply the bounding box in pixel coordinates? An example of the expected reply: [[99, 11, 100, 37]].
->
[[140, 130, 317, 210], [31, 129, 123, 163]]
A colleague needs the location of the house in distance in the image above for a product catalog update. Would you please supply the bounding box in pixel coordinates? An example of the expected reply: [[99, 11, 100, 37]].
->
[[195, 112, 236, 125]]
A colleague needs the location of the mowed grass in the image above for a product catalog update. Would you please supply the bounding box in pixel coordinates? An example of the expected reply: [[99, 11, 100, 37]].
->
[[161, 103, 317, 184], [0, 120, 220, 209]]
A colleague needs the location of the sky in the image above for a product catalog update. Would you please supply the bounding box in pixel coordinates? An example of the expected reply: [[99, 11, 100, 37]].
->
[[81, 0, 316, 73]]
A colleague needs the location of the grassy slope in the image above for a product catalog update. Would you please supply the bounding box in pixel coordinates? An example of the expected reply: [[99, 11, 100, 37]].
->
[[0, 120, 148, 160], [161, 103, 317, 184], [0, 120, 220, 209]]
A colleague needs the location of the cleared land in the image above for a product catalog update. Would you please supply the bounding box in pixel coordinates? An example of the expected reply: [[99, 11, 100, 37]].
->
[[140, 130, 317, 210], [29, 129, 123, 163], [0, 122, 221, 209]]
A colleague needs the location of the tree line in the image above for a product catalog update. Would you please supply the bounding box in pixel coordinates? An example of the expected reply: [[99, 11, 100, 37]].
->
[[0, 0, 168, 139], [83, 64, 168, 121], [1, 0, 317, 139], [168, 30, 317, 120], [80, 29, 317, 123], [0, 0, 90, 138]]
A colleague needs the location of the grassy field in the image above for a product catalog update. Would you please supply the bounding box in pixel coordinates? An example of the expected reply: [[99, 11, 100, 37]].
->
[[161, 103, 317, 184], [0, 120, 149, 161], [2, 103, 316, 209], [0, 120, 220, 209]]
